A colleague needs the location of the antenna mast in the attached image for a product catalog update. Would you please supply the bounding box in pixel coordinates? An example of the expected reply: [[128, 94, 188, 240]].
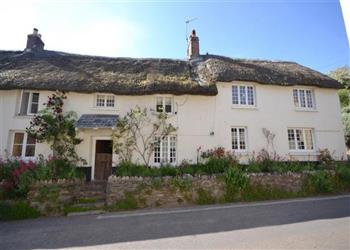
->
[[185, 17, 198, 43]]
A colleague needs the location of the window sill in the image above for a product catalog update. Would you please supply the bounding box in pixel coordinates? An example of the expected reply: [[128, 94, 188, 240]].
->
[[231, 105, 258, 110], [14, 114, 35, 119], [91, 107, 118, 111], [232, 150, 248, 155], [289, 151, 318, 156], [294, 108, 318, 112]]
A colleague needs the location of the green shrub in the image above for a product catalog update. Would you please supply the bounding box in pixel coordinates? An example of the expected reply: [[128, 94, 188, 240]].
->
[[242, 184, 301, 201], [224, 167, 249, 202], [303, 171, 333, 194], [0, 201, 40, 221], [107, 193, 138, 211], [195, 188, 216, 205], [335, 163, 350, 189]]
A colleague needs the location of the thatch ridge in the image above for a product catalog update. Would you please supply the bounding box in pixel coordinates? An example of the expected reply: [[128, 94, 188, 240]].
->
[[0, 50, 342, 96]]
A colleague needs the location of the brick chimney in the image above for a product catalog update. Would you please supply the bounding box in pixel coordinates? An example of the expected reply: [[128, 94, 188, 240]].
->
[[25, 28, 44, 51], [187, 29, 200, 59]]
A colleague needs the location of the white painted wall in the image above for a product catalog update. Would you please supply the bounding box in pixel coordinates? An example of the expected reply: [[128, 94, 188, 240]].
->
[[0, 82, 346, 174]]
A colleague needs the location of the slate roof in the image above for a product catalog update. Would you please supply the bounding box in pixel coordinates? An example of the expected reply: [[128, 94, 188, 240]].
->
[[0, 50, 342, 96], [75, 114, 118, 129]]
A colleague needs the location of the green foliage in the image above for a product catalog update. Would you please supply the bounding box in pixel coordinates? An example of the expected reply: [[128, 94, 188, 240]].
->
[[0, 158, 83, 199], [329, 66, 350, 88], [26, 91, 84, 164], [0, 201, 40, 221], [77, 198, 98, 204], [303, 171, 334, 194], [195, 188, 216, 205], [338, 89, 350, 108], [242, 184, 302, 201], [112, 106, 176, 166], [329, 67, 350, 147], [317, 149, 335, 169], [341, 106, 350, 147], [63, 205, 99, 215], [335, 163, 350, 189], [224, 167, 249, 202], [107, 193, 138, 211]]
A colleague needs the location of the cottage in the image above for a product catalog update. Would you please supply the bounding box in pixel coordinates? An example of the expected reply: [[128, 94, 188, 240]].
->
[[0, 29, 346, 180]]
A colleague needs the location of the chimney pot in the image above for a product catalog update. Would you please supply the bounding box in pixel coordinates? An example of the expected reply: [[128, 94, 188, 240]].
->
[[33, 28, 38, 35], [187, 29, 200, 59]]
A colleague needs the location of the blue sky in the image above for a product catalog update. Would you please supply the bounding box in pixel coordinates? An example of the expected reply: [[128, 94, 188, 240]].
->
[[0, 0, 348, 73]]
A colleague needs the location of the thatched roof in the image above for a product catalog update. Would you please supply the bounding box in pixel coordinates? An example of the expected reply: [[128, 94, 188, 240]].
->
[[0, 50, 341, 96]]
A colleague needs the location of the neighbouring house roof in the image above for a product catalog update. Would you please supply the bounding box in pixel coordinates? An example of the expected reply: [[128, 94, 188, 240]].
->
[[0, 50, 342, 96], [75, 114, 118, 129]]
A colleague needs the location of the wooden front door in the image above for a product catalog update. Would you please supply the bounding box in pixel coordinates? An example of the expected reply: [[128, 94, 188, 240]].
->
[[94, 140, 113, 180]]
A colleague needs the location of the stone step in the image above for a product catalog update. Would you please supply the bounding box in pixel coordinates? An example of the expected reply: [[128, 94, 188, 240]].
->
[[72, 201, 106, 209]]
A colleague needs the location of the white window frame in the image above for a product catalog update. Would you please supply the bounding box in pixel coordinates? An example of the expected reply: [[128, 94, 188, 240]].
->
[[94, 94, 116, 109], [232, 84, 256, 108], [19, 90, 40, 116], [11, 132, 36, 158], [231, 127, 248, 152], [287, 128, 315, 152], [154, 135, 177, 165], [155, 96, 174, 114], [293, 88, 316, 111]]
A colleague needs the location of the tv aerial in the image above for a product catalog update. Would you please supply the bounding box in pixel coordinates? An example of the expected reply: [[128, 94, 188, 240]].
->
[[186, 17, 198, 43]]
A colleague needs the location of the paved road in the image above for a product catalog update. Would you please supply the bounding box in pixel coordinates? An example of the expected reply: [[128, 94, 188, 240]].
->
[[0, 195, 349, 250]]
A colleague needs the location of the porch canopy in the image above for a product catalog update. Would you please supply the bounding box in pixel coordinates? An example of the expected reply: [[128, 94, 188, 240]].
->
[[75, 114, 118, 129]]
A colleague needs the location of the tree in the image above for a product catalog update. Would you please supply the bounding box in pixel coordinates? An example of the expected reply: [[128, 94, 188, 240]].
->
[[112, 106, 176, 166], [329, 66, 350, 146], [26, 91, 83, 163]]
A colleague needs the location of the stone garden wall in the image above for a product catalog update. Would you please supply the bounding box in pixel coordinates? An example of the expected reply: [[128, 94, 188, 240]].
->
[[27, 179, 83, 215], [27, 172, 307, 215]]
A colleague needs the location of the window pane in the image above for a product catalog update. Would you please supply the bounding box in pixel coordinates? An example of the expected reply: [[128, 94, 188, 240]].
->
[[12, 145, 23, 157], [26, 135, 36, 145], [161, 136, 168, 163], [296, 129, 305, 150], [239, 86, 246, 105], [106, 96, 115, 107], [306, 90, 313, 108], [299, 90, 306, 107], [231, 128, 238, 150], [164, 97, 172, 113], [154, 137, 161, 163], [247, 87, 254, 105], [14, 133, 24, 144], [31, 93, 39, 103], [169, 136, 176, 163], [288, 129, 296, 150], [96, 95, 105, 107], [293, 89, 299, 107], [239, 128, 246, 150], [156, 97, 163, 112], [304, 129, 314, 150], [20, 92, 30, 115], [25, 145, 35, 157], [232, 86, 239, 104], [30, 103, 38, 114]]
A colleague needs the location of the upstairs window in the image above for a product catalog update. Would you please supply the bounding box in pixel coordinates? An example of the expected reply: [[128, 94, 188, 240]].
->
[[19, 91, 39, 115], [293, 89, 315, 109], [154, 135, 176, 164], [288, 128, 314, 151], [95, 94, 115, 108], [12, 132, 36, 157], [232, 85, 255, 106], [231, 127, 247, 151], [156, 97, 173, 113]]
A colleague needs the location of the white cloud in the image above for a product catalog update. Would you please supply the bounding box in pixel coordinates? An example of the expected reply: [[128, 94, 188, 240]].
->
[[0, 0, 147, 57]]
